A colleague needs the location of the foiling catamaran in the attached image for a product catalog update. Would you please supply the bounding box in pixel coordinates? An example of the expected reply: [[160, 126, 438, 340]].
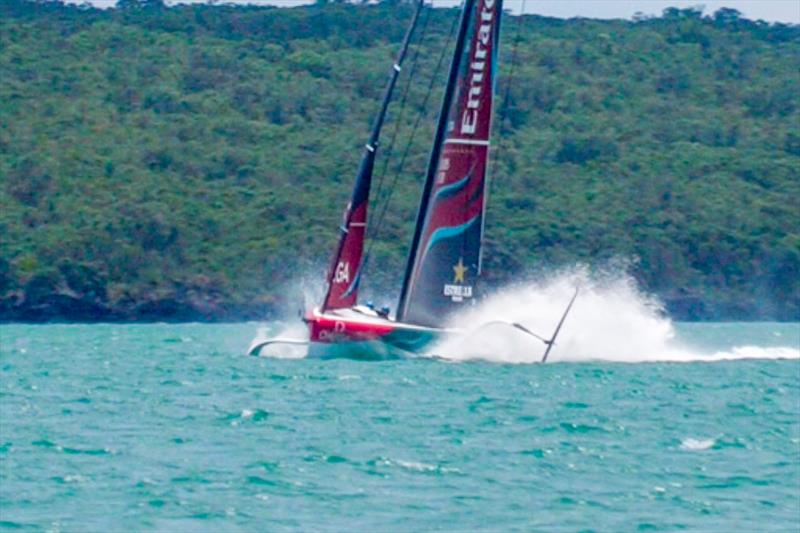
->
[[249, 0, 576, 361]]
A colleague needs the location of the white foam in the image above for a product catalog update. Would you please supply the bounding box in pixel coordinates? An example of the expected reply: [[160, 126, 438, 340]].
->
[[382, 458, 462, 474], [256, 268, 799, 363], [251, 324, 309, 359], [709, 345, 799, 361], [429, 269, 800, 364], [680, 438, 716, 451]]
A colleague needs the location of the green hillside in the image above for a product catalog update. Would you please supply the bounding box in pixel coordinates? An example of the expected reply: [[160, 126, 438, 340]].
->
[[1, 0, 798, 321]]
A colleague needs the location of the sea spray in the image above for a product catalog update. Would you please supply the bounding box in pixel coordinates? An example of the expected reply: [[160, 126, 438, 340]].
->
[[284, 269, 328, 321], [249, 322, 309, 359], [259, 268, 799, 363], [430, 269, 800, 364], [249, 270, 325, 358]]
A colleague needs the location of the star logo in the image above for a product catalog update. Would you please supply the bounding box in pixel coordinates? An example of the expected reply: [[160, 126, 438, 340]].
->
[[452, 257, 468, 284]]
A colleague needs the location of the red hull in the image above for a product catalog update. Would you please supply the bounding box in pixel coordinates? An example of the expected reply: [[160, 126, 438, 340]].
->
[[306, 307, 447, 354]]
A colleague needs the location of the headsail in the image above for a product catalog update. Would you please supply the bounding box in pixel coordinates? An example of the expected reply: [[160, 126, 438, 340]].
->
[[320, 150, 373, 311], [397, 0, 502, 326], [321, 1, 424, 311]]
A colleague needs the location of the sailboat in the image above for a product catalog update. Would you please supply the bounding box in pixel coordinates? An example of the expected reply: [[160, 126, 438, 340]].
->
[[249, 0, 576, 360]]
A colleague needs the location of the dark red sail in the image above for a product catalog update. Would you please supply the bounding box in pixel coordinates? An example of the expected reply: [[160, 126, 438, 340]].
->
[[321, 151, 373, 310], [398, 0, 502, 326], [320, 2, 424, 311]]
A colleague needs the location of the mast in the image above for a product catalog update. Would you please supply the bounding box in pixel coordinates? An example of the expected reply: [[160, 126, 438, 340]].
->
[[397, 0, 476, 320], [321, 0, 424, 311]]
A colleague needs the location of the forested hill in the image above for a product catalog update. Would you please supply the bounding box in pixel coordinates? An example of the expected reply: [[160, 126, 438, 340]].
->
[[1, 0, 798, 321]]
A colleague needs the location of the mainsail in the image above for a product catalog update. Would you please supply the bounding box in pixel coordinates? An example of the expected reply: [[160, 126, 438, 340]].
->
[[321, 1, 424, 311], [397, 0, 502, 326]]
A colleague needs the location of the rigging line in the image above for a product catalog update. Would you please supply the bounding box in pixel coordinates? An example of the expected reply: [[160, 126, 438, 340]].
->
[[370, 4, 430, 223], [489, 0, 525, 197], [478, 0, 524, 282], [368, 2, 431, 232], [364, 2, 463, 264], [478, 0, 524, 278]]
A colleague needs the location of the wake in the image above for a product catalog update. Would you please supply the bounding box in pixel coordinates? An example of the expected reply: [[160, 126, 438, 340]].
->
[[430, 270, 799, 364]]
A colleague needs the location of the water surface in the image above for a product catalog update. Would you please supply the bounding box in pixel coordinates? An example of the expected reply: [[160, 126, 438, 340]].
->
[[1, 322, 798, 531]]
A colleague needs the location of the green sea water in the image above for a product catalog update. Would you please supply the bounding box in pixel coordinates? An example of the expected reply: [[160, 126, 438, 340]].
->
[[1, 322, 798, 532]]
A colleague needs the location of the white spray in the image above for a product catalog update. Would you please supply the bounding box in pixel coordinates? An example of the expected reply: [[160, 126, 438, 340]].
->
[[429, 268, 799, 364], [255, 268, 799, 364]]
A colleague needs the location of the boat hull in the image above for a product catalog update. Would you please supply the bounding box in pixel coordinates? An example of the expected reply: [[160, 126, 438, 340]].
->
[[249, 292, 577, 361], [306, 307, 447, 358]]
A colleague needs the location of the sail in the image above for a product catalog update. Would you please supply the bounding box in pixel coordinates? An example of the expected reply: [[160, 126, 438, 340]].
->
[[321, 151, 374, 310], [398, 0, 502, 326], [321, 1, 423, 311]]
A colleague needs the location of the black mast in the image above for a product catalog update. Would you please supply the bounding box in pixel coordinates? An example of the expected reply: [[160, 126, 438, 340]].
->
[[320, 0, 424, 310], [396, 0, 476, 321], [364, 0, 424, 159]]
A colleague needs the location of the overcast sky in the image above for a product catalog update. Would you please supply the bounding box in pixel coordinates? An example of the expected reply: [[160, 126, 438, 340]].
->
[[67, 0, 800, 24]]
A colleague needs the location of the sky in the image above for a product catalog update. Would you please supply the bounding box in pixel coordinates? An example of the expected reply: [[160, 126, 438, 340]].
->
[[66, 0, 800, 24]]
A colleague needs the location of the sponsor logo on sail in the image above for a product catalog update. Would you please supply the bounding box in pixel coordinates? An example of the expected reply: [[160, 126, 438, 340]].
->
[[444, 257, 473, 302], [461, 0, 495, 135]]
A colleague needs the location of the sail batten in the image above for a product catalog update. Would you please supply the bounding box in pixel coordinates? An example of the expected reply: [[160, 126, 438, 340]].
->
[[398, 0, 502, 326]]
